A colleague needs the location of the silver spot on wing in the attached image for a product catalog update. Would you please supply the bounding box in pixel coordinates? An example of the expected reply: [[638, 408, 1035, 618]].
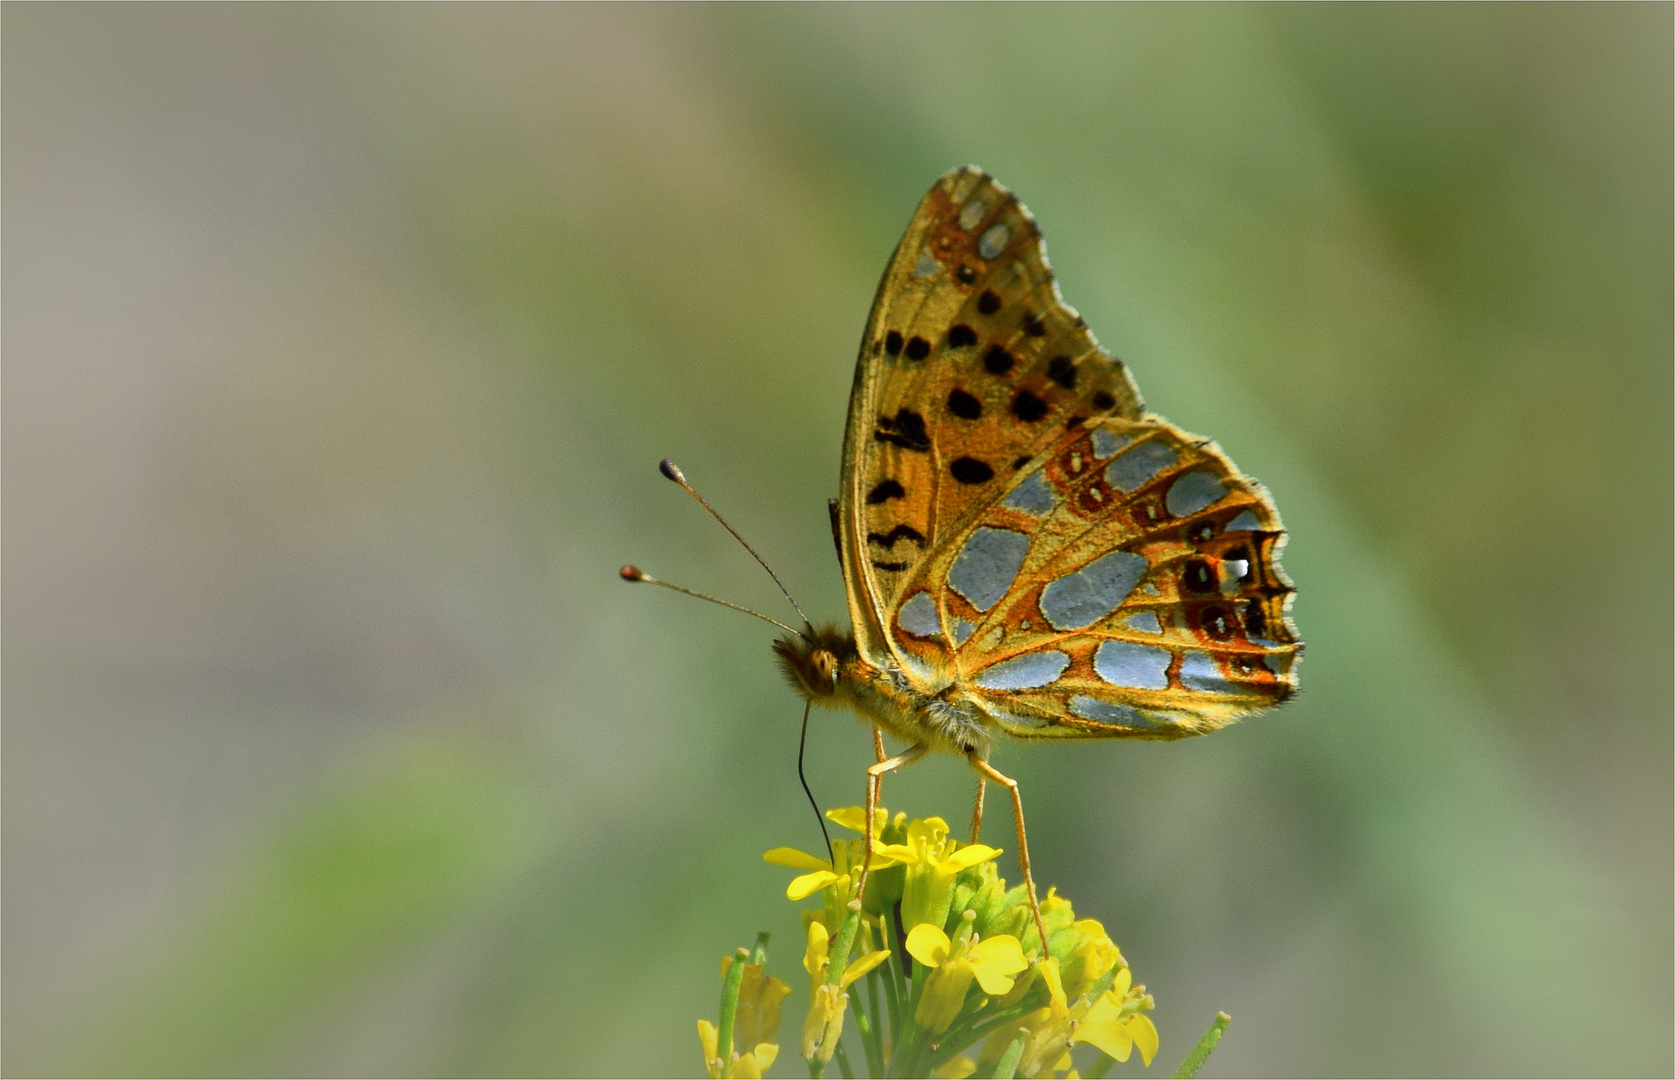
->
[[897, 591, 941, 638], [1165, 471, 1228, 517], [973, 650, 1071, 690], [1093, 640, 1171, 689], [1105, 441, 1177, 492], [948, 526, 1030, 613], [1003, 469, 1056, 515], [1039, 551, 1148, 631], [978, 223, 1010, 260], [1070, 695, 1171, 729]]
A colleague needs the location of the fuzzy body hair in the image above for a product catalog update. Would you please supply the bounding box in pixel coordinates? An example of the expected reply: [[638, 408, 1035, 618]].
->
[[773, 625, 995, 759]]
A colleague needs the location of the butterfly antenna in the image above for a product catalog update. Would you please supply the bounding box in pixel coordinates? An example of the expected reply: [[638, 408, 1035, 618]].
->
[[798, 702, 833, 855], [619, 566, 805, 638], [657, 458, 815, 635]]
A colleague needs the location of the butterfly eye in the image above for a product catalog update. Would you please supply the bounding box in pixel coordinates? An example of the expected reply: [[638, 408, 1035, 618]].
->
[[810, 649, 839, 693]]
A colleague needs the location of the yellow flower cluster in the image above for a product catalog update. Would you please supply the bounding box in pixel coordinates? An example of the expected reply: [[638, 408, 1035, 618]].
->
[[751, 806, 1161, 1079]]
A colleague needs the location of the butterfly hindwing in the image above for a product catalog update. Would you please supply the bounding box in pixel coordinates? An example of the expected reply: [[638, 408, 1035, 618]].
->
[[839, 166, 1144, 685], [944, 416, 1300, 739]]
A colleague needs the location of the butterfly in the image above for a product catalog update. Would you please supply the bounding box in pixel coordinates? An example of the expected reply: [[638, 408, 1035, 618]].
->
[[631, 166, 1299, 950]]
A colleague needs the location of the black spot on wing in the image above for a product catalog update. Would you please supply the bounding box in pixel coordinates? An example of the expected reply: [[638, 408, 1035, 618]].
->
[[948, 324, 977, 348], [984, 346, 1016, 375], [867, 524, 926, 550], [1092, 390, 1116, 411], [1012, 390, 1048, 422], [978, 290, 1002, 315], [885, 331, 903, 356], [1022, 314, 1046, 337], [866, 479, 906, 504], [1182, 559, 1216, 594], [950, 457, 994, 485], [947, 388, 983, 419], [875, 408, 930, 451], [1047, 356, 1077, 389], [872, 560, 908, 572], [905, 336, 931, 360]]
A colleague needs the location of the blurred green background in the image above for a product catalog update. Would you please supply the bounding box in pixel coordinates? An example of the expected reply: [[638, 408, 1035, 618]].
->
[[4, 4, 1670, 1077]]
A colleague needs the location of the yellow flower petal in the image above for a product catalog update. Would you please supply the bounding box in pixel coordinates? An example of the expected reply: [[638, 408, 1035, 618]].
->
[[941, 844, 1003, 873], [1037, 955, 1066, 1013], [1128, 1013, 1159, 1067], [1074, 1016, 1133, 1062], [697, 1019, 722, 1079], [787, 870, 842, 901], [803, 920, 830, 981], [1111, 965, 1132, 998], [827, 806, 886, 834], [967, 936, 1029, 996], [872, 842, 920, 864], [905, 923, 952, 968], [934, 1055, 977, 1078], [839, 947, 892, 989], [728, 1042, 778, 1078], [763, 846, 832, 871]]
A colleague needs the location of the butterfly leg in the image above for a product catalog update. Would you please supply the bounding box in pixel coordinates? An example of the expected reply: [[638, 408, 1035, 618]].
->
[[856, 742, 928, 901], [869, 728, 888, 813], [970, 774, 987, 845], [968, 755, 1050, 959]]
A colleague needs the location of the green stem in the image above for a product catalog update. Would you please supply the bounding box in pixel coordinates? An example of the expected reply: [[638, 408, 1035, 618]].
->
[[878, 958, 902, 1070], [852, 974, 884, 1079], [1172, 1012, 1230, 1079], [714, 947, 749, 1077], [807, 1057, 825, 1079], [864, 964, 891, 1071], [1084, 1051, 1117, 1079], [827, 904, 863, 987], [834, 1040, 856, 1080], [990, 1033, 1026, 1079]]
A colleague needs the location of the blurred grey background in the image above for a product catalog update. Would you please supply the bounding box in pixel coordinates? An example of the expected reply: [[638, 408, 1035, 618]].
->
[[3, 4, 1670, 1077]]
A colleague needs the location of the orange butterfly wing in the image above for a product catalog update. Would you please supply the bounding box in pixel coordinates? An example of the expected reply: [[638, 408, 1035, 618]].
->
[[837, 166, 1298, 738]]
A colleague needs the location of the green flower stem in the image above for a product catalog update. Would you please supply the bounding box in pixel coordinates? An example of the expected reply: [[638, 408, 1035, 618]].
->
[[714, 946, 750, 1076], [827, 903, 863, 987], [1171, 1012, 1230, 1079], [1084, 1051, 1117, 1079], [851, 973, 884, 1079], [928, 990, 1047, 1076], [834, 1039, 856, 1080], [989, 1033, 1027, 1080], [871, 965, 900, 1056]]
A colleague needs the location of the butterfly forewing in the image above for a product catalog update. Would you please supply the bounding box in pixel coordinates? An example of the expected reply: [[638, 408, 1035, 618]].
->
[[839, 167, 1144, 681], [838, 166, 1299, 738]]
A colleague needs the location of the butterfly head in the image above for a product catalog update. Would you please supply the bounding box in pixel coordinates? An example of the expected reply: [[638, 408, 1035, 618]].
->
[[773, 624, 856, 700]]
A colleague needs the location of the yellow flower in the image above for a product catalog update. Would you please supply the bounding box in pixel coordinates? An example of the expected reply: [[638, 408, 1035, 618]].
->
[[764, 833, 899, 904], [697, 1018, 780, 1079], [719, 955, 792, 1052], [799, 915, 891, 1063], [1070, 966, 1159, 1067], [875, 816, 1003, 932], [905, 921, 1028, 1035]]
